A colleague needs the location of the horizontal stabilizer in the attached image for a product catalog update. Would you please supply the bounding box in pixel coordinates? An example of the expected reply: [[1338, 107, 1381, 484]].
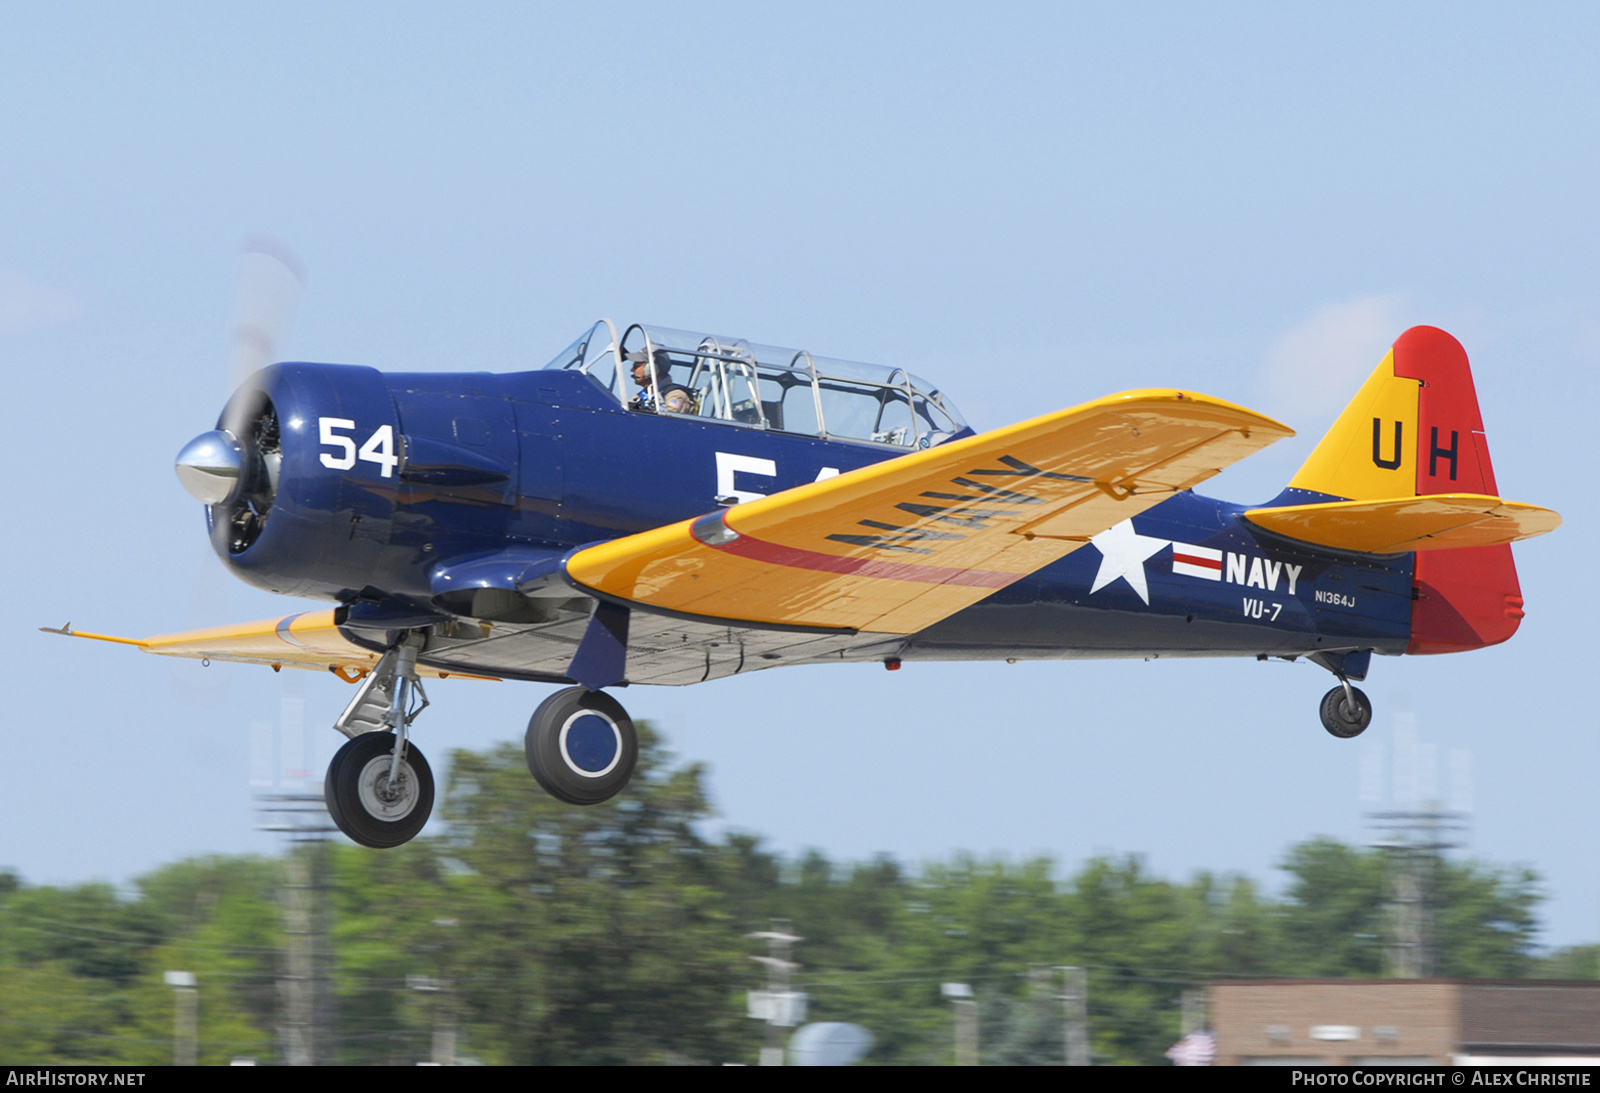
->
[[1243, 494, 1561, 554], [566, 389, 1292, 634]]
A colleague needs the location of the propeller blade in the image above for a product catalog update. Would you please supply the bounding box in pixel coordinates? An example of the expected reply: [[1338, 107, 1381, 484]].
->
[[219, 234, 306, 440], [231, 234, 307, 388]]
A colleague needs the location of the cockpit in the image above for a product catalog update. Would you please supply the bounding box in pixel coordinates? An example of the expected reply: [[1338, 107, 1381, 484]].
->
[[541, 320, 970, 450]]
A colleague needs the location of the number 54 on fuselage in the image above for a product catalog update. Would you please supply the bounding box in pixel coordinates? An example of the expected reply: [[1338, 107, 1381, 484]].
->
[[52, 321, 1560, 848]]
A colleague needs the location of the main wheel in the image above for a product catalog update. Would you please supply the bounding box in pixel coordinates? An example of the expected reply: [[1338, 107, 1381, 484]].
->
[[1319, 685, 1372, 738], [525, 687, 638, 805], [324, 732, 435, 848]]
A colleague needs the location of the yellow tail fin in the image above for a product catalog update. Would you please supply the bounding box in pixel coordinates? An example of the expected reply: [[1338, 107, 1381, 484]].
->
[[1288, 348, 1420, 501]]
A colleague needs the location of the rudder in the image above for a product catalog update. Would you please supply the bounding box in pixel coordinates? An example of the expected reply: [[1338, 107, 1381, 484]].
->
[[1391, 328, 1522, 653]]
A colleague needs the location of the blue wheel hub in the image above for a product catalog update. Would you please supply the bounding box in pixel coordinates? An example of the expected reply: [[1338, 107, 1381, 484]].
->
[[561, 712, 620, 775]]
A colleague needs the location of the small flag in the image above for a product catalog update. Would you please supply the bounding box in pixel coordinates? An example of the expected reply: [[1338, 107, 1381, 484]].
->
[[1172, 543, 1223, 581], [1166, 1030, 1216, 1066]]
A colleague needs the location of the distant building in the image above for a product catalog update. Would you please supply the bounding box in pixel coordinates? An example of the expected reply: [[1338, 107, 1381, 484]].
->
[[1210, 980, 1600, 1066]]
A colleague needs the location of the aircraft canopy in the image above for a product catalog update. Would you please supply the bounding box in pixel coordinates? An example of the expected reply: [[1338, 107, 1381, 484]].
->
[[541, 320, 970, 450]]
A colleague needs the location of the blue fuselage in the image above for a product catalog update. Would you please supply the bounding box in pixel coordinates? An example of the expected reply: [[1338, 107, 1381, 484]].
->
[[218, 364, 1413, 672]]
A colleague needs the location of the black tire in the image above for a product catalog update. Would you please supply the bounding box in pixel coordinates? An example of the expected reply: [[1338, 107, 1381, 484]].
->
[[525, 687, 638, 806], [324, 732, 435, 848], [1319, 685, 1372, 739]]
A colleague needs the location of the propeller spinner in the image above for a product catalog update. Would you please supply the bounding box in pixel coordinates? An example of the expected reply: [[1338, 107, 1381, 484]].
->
[[174, 430, 243, 504]]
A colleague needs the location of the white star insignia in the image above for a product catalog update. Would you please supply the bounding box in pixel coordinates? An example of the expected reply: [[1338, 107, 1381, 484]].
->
[[1088, 520, 1170, 605]]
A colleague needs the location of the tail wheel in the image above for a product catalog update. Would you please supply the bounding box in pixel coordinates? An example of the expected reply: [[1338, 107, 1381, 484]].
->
[[1319, 685, 1372, 739], [525, 687, 638, 805], [325, 732, 435, 848]]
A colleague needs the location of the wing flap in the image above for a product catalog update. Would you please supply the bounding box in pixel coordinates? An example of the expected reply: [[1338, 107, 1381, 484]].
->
[[1243, 494, 1562, 554], [566, 389, 1293, 634]]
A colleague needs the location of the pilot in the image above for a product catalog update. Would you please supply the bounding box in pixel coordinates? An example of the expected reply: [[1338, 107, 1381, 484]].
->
[[627, 349, 695, 414]]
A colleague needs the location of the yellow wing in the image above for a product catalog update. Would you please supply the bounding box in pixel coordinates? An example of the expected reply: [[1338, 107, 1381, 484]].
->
[[41, 611, 494, 681], [565, 389, 1294, 634]]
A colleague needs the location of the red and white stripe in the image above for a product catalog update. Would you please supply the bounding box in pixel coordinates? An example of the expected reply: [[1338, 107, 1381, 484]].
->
[[1172, 543, 1222, 581]]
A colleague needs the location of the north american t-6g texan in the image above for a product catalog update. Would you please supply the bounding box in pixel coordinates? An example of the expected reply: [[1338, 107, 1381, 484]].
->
[[50, 301, 1560, 848]]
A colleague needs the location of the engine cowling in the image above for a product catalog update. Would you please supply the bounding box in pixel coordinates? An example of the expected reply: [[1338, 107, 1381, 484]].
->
[[192, 362, 402, 601]]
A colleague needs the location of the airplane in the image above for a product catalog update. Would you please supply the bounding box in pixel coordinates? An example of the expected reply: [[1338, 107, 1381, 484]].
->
[[48, 318, 1560, 849]]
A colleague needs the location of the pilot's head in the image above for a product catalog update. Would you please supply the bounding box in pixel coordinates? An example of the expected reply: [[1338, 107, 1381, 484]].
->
[[628, 349, 668, 389]]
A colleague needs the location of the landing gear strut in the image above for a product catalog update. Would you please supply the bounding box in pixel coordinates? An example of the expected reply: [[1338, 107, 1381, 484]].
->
[[324, 633, 436, 847], [1309, 650, 1373, 739], [524, 686, 638, 805]]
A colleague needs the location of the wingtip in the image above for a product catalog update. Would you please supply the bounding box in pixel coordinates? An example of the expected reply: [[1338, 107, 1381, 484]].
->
[[39, 624, 146, 647]]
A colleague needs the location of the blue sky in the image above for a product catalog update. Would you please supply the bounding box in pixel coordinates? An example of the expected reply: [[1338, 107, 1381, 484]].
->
[[3, 3, 1596, 945]]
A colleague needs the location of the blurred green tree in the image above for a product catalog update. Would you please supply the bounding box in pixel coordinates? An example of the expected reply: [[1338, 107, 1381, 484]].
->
[[1535, 944, 1600, 980], [1274, 839, 1540, 980], [434, 723, 757, 1065], [0, 858, 279, 1064], [1277, 838, 1390, 976], [1430, 859, 1539, 978], [0, 756, 1555, 1066]]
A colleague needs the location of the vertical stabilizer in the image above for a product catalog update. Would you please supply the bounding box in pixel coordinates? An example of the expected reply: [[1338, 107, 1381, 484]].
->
[[1287, 327, 1523, 653], [1287, 347, 1420, 502]]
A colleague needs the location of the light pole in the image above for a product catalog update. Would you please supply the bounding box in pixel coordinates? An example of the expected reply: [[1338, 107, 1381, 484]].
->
[[941, 982, 977, 1066], [1057, 965, 1089, 1066], [164, 970, 197, 1066], [748, 924, 805, 1066]]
